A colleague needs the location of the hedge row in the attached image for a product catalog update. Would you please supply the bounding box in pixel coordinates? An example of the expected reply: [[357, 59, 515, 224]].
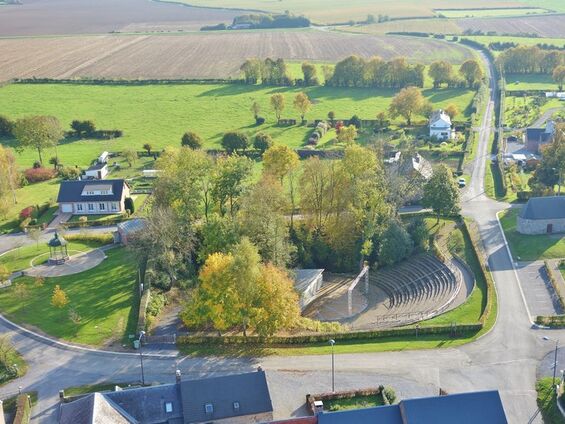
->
[[13, 394, 31, 424], [544, 261, 565, 311], [535, 315, 565, 328], [177, 323, 483, 346], [64, 233, 114, 245], [61, 216, 130, 229]]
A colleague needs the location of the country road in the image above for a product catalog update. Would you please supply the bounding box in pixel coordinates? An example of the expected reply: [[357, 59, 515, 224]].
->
[[0, 46, 563, 424]]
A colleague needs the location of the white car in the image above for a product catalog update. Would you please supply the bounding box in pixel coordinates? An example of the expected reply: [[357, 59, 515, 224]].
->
[[458, 178, 466, 188]]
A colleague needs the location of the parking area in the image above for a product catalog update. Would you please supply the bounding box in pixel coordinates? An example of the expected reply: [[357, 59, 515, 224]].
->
[[516, 261, 563, 317]]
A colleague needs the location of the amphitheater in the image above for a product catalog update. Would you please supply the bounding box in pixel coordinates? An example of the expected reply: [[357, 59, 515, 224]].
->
[[303, 253, 473, 329]]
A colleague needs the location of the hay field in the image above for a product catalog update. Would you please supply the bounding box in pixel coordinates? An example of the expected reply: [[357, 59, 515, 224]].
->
[[458, 14, 565, 38], [0, 0, 241, 36], [0, 31, 474, 82]]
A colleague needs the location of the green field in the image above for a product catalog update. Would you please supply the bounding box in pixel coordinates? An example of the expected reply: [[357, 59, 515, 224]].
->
[[0, 248, 138, 346], [0, 83, 476, 168], [436, 8, 549, 18], [0, 239, 108, 273], [326, 394, 385, 411], [464, 35, 565, 48], [505, 73, 560, 91], [500, 208, 565, 260]]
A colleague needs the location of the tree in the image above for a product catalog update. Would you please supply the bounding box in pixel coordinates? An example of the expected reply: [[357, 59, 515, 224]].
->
[[553, 65, 565, 91], [459, 60, 483, 88], [428, 60, 453, 88], [28, 227, 41, 248], [253, 132, 273, 154], [51, 285, 69, 308], [263, 144, 299, 183], [181, 131, 203, 149], [0, 115, 13, 137], [301, 62, 319, 86], [337, 124, 357, 144], [348, 115, 361, 129], [534, 128, 565, 192], [376, 111, 388, 128], [293, 92, 312, 122], [238, 177, 293, 267], [444, 104, 459, 120], [122, 148, 137, 167], [251, 101, 261, 120], [0, 146, 19, 206], [12, 116, 63, 164], [240, 59, 262, 84], [271, 93, 285, 123], [70, 120, 95, 137], [377, 220, 414, 266], [124, 197, 134, 214], [143, 143, 152, 156], [48, 156, 60, 170], [212, 155, 253, 217], [388, 86, 426, 126], [423, 164, 461, 223], [221, 132, 249, 154]]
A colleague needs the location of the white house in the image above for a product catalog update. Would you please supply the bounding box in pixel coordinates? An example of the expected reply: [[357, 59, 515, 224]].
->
[[83, 162, 108, 180], [429, 109, 453, 140], [57, 179, 130, 215]]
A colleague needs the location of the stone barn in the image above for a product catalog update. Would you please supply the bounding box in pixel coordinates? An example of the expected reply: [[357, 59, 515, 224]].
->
[[517, 196, 565, 235]]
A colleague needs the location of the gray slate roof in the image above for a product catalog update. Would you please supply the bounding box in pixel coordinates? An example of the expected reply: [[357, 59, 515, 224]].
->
[[57, 179, 126, 203], [59, 392, 137, 424], [86, 162, 107, 171], [180, 370, 273, 423], [105, 383, 184, 424], [520, 196, 565, 220]]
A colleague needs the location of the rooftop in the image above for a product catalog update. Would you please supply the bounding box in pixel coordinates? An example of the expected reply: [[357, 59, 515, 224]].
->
[[520, 196, 565, 220], [57, 179, 127, 203]]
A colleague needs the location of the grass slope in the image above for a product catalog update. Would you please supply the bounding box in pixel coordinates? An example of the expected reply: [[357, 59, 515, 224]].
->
[[0, 247, 139, 346], [0, 83, 475, 168], [500, 208, 565, 260], [536, 378, 565, 424]]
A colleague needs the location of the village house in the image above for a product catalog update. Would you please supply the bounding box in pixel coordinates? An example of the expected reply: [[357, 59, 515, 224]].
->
[[429, 109, 453, 140], [57, 179, 130, 215], [525, 120, 555, 154], [517, 196, 565, 235]]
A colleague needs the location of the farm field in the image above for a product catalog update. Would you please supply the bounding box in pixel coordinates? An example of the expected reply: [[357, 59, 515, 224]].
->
[[436, 7, 550, 18], [342, 19, 462, 35], [457, 14, 565, 38], [0, 83, 476, 167], [0, 31, 475, 82], [0, 0, 241, 36], [0, 247, 139, 346]]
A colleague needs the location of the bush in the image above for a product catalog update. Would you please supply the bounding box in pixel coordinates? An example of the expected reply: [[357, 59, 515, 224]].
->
[[71, 120, 96, 137], [221, 131, 249, 153], [255, 116, 265, 125], [19, 217, 31, 231], [147, 292, 167, 317], [383, 387, 396, 404], [349, 114, 361, 129], [24, 167, 56, 183], [64, 233, 114, 244], [19, 206, 35, 221], [181, 131, 203, 149], [0, 115, 13, 137], [124, 197, 134, 214], [253, 132, 273, 154], [58, 166, 81, 180]]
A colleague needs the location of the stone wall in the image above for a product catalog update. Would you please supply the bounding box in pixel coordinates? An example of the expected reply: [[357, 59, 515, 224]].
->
[[517, 217, 565, 235]]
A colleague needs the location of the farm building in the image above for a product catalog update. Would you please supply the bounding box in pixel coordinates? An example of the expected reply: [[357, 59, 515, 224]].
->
[[429, 110, 453, 140], [525, 120, 555, 153], [294, 269, 324, 310], [517, 196, 565, 235], [83, 162, 108, 180], [57, 179, 130, 215]]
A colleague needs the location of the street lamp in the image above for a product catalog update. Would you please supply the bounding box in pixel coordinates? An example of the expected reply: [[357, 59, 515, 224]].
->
[[329, 339, 335, 393], [139, 331, 146, 386], [543, 336, 559, 387]]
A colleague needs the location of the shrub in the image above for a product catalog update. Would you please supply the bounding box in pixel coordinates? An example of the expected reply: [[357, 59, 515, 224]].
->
[[19, 206, 35, 221], [71, 120, 96, 137], [124, 197, 134, 214], [0, 115, 13, 137], [19, 217, 31, 231], [181, 131, 203, 149], [65, 232, 114, 244], [349, 114, 361, 129], [383, 387, 396, 404], [253, 133, 273, 153], [255, 116, 265, 125], [147, 292, 167, 317], [58, 166, 81, 180], [32, 161, 41, 169], [24, 167, 56, 183], [221, 131, 249, 153]]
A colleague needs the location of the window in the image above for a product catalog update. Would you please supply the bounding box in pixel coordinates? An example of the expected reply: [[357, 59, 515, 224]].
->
[[77, 204, 83, 211], [111, 203, 117, 211], [165, 402, 173, 413], [88, 203, 94, 211], [205, 403, 214, 414], [99, 203, 105, 211], [233, 401, 240, 412]]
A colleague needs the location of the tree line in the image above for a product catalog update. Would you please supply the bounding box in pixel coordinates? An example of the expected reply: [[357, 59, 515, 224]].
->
[[497, 46, 565, 74], [240, 56, 483, 89]]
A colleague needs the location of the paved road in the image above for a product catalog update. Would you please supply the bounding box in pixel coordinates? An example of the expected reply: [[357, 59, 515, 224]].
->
[[516, 261, 563, 317], [1, 48, 565, 424]]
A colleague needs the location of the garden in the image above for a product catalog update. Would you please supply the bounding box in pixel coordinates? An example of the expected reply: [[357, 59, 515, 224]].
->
[[0, 247, 139, 346]]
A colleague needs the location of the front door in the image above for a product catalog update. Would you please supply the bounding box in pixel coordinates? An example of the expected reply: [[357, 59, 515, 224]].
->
[[547, 224, 553, 234]]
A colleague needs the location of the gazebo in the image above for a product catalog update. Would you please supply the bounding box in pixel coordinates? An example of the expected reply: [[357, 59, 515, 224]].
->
[[47, 232, 69, 265]]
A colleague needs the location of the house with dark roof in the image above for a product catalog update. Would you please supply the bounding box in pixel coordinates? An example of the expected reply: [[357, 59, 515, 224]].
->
[[57, 179, 130, 216], [517, 196, 565, 235], [525, 120, 555, 153], [268, 390, 507, 424], [59, 370, 273, 424]]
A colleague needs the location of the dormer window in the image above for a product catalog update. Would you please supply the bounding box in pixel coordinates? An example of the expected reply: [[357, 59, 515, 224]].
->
[[165, 402, 173, 413], [205, 403, 214, 414], [233, 401, 240, 412]]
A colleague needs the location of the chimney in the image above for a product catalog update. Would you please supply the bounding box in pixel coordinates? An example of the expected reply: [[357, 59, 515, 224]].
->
[[175, 369, 182, 383]]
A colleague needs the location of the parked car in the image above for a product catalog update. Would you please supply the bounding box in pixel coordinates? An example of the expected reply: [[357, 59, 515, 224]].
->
[[458, 177, 466, 188]]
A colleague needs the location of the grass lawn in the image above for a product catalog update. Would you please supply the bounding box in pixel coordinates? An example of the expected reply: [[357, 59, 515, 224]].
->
[[0, 239, 108, 273], [0, 83, 476, 168], [326, 394, 385, 411], [499, 208, 565, 261], [536, 378, 565, 424], [505, 74, 559, 92], [0, 247, 139, 346]]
